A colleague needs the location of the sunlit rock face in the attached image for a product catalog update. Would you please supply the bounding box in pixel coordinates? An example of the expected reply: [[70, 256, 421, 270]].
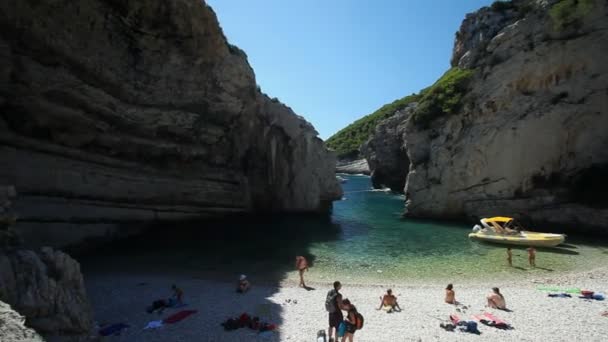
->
[[367, 0, 608, 233]]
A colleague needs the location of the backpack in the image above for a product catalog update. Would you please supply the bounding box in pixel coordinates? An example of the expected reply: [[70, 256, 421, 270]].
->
[[354, 312, 364, 330], [325, 289, 338, 313]]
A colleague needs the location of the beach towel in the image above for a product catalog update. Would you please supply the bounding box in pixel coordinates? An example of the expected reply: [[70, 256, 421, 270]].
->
[[143, 320, 163, 330], [99, 323, 129, 336], [548, 293, 572, 298], [166, 298, 188, 308], [537, 286, 580, 294], [473, 313, 510, 330], [163, 310, 197, 324]]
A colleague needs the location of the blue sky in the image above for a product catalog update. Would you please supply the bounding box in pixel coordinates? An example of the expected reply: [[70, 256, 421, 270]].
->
[[207, 0, 495, 139]]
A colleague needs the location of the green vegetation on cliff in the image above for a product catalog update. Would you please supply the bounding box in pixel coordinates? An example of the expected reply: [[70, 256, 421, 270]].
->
[[549, 0, 594, 30], [411, 68, 473, 128], [327, 67, 473, 157], [326, 94, 420, 159]]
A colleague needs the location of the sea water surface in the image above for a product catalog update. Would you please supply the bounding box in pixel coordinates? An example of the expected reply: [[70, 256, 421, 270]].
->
[[82, 174, 608, 284]]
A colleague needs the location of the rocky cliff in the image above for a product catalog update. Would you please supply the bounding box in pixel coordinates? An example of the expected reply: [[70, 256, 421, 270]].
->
[[362, 107, 413, 191], [335, 159, 370, 175], [1, 186, 93, 341], [0, 301, 45, 342], [0, 0, 341, 248], [367, 0, 608, 233]]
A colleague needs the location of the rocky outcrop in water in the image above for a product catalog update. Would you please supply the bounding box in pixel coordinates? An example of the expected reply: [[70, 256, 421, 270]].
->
[[0, 0, 341, 248], [335, 159, 370, 175], [368, 0, 608, 233]]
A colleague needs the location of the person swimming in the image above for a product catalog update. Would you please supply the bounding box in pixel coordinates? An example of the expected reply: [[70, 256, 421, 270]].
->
[[486, 287, 506, 309], [507, 247, 513, 267], [377, 289, 401, 312]]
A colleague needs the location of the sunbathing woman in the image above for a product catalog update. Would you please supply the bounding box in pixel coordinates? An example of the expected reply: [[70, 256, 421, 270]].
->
[[486, 287, 506, 309]]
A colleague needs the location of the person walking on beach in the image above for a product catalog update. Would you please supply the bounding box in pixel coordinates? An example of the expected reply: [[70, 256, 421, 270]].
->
[[527, 247, 536, 267], [295, 255, 309, 288], [486, 287, 506, 309], [445, 284, 456, 304], [377, 289, 401, 312], [507, 247, 513, 267], [326, 281, 344, 342]]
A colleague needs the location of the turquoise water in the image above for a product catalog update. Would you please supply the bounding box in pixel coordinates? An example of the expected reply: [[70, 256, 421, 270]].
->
[[307, 174, 608, 283], [81, 174, 608, 283]]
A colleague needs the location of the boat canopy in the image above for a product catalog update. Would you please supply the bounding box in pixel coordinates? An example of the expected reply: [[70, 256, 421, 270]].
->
[[483, 217, 513, 223]]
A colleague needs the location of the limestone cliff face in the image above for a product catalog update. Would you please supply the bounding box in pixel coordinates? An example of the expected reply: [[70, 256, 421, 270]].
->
[[1, 186, 93, 340], [335, 159, 370, 175], [0, 301, 45, 342], [362, 107, 413, 192], [0, 0, 341, 247], [0, 248, 93, 340], [370, 0, 608, 233]]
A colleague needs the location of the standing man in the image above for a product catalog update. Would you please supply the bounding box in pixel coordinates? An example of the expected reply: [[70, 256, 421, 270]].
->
[[507, 247, 513, 267], [326, 281, 344, 342], [295, 255, 309, 288], [527, 247, 536, 267]]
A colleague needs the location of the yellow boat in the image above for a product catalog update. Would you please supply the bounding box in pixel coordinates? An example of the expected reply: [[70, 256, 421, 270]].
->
[[468, 217, 565, 247]]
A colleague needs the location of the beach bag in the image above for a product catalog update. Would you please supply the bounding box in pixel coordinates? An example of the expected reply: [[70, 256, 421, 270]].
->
[[325, 290, 338, 312], [354, 312, 364, 330], [337, 321, 346, 337]]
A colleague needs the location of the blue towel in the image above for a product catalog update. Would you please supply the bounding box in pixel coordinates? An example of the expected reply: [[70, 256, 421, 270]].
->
[[99, 323, 129, 336]]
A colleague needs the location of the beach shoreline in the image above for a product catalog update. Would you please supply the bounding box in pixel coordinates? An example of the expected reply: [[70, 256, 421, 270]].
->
[[85, 266, 608, 341]]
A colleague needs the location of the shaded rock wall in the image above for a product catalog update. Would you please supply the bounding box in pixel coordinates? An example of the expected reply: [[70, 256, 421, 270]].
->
[[0, 248, 93, 340], [1, 186, 93, 341], [362, 107, 413, 192], [0, 0, 341, 248]]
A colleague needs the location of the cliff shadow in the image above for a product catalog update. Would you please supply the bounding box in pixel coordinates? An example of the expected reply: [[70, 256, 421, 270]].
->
[[78, 213, 342, 341]]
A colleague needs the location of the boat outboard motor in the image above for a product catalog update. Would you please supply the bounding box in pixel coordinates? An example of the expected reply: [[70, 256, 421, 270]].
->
[[472, 224, 482, 233]]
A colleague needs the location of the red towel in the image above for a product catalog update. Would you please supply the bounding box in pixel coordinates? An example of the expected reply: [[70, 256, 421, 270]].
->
[[163, 310, 198, 324], [483, 312, 506, 325]]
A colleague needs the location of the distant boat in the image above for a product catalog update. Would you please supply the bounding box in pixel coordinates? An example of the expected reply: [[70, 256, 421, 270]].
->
[[336, 175, 347, 184], [469, 217, 565, 247]]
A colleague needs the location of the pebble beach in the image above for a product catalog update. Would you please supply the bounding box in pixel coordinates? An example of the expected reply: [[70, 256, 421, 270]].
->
[[86, 267, 608, 342]]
